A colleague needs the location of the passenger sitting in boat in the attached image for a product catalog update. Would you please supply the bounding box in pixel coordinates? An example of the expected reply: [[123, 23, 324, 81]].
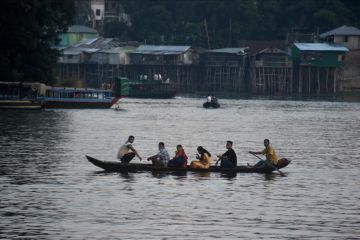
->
[[206, 94, 212, 102], [117, 135, 142, 163], [168, 144, 188, 168], [216, 141, 237, 168], [190, 146, 212, 169], [249, 139, 278, 168], [147, 142, 170, 167], [211, 94, 218, 104]]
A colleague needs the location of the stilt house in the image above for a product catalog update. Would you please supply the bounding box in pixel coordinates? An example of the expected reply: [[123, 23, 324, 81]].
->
[[291, 43, 348, 94]]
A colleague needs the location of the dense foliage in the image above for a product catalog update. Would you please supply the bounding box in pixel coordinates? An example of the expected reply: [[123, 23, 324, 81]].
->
[[104, 0, 360, 48], [0, 0, 75, 84]]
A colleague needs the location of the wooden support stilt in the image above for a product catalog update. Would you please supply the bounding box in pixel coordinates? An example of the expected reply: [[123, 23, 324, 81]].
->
[[334, 68, 337, 93], [308, 66, 311, 94], [299, 67, 302, 94], [326, 67, 329, 93], [317, 68, 320, 94]]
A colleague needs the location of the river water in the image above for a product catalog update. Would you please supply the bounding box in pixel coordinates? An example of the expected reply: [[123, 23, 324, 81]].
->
[[0, 98, 359, 239]]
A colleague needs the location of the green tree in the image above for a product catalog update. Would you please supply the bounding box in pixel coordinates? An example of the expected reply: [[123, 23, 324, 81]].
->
[[282, 0, 354, 33], [0, 0, 75, 84], [99, 0, 360, 47], [104, 21, 130, 40]]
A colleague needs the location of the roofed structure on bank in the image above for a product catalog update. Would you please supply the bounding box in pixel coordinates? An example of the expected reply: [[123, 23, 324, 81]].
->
[[57, 25, 99, 48], [239, 40, 292, 95], [292, 43, 348, 67], [291, 42, 349, 95], [203, 48, 247, 65], [200, 48, 248, 93], [239, 40, 286, 55], [130, 45, 198, 65], [320, 25, 360, 50], [58, 38, 139, 64]]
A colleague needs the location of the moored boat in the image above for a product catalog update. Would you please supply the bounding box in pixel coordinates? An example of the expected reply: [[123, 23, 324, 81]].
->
[[44, 87, 121, 108], [119, 77, 177, 99], [86, 155, 291, 173], [44, 78, 128, 109], [0, 81, 46, 110]]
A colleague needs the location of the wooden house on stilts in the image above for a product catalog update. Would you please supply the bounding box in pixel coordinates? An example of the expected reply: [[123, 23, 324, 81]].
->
[[291, 43, 348, 95], [240, 40, 292, 95], [201, 48, 247, 93], [129, 45, 201, 92]]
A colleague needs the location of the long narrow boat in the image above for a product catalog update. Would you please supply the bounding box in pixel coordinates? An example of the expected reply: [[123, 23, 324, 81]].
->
[[44, 77, 128, 109], [86, 155, 291, 173], [44, 87, 121, 109]]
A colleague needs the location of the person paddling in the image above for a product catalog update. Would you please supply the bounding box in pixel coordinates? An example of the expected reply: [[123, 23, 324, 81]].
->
[[216, 141, 237, 168], [249, 139, 278, 168], [147, 142, 170, 167], [117, 135, 142, 163]]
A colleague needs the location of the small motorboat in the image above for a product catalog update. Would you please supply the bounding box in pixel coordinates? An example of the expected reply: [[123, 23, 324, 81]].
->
[[203, 101, 220, 108]]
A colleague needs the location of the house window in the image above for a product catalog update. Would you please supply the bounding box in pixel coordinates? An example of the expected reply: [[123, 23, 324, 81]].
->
[[303, 52, 322, 61], [338, 54, 345, 61], [96, 9, 101, 16], [344, 36, 348, 42]]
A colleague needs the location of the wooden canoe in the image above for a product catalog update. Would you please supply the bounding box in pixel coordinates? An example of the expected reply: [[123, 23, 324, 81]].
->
[[86, 155, 291, 174]]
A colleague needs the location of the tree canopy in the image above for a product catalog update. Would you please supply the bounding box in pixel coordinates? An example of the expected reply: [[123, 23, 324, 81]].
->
[[104, 0, 360, 48], [0, 0, 75, 84]]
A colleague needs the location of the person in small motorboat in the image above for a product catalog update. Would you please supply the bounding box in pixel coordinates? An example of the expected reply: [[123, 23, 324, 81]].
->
[[117, 135, 142, 163], [190, 146, 212, 169], [147, 142, 171, 167], [211, 94, 218, 104], [216, 141, 237, 168], [168, 144, 188, 168], [249, 139, 278, 168], [206, 94, 212, 103]]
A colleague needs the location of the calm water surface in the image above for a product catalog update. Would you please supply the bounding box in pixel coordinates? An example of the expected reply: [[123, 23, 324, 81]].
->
[[0, 98, 359, 239]]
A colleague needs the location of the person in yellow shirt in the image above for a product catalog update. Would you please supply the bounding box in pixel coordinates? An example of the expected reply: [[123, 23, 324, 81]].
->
[[249, 139, 278, 168], [190, 146, 212, 169]]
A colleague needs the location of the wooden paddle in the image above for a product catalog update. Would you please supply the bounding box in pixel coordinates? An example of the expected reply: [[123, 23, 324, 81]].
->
[[250, 152, 285, 176]]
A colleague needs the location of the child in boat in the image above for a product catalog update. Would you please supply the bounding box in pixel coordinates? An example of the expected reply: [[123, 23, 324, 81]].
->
[[168, 144, 188, 168], [190, 146, 212, 169]]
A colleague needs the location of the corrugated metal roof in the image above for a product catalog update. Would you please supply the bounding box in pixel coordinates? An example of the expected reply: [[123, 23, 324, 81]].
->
[[294, 43, 348, 52], [134, 45, 191, 54], [320, 25, 360, 38], [68, 25, 98, 34], [63, 50, 82, 55], [206, 48, 247, 54], [73, 38, 99, 47], [100, 46, 137, 53]]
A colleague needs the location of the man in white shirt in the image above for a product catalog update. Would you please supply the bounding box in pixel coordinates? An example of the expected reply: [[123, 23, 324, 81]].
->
[[117, 135, 142, 163]]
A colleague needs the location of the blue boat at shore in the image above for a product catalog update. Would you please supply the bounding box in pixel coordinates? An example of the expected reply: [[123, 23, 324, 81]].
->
[[0, 78, 128, 109], [44, 87, 121, 109]]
